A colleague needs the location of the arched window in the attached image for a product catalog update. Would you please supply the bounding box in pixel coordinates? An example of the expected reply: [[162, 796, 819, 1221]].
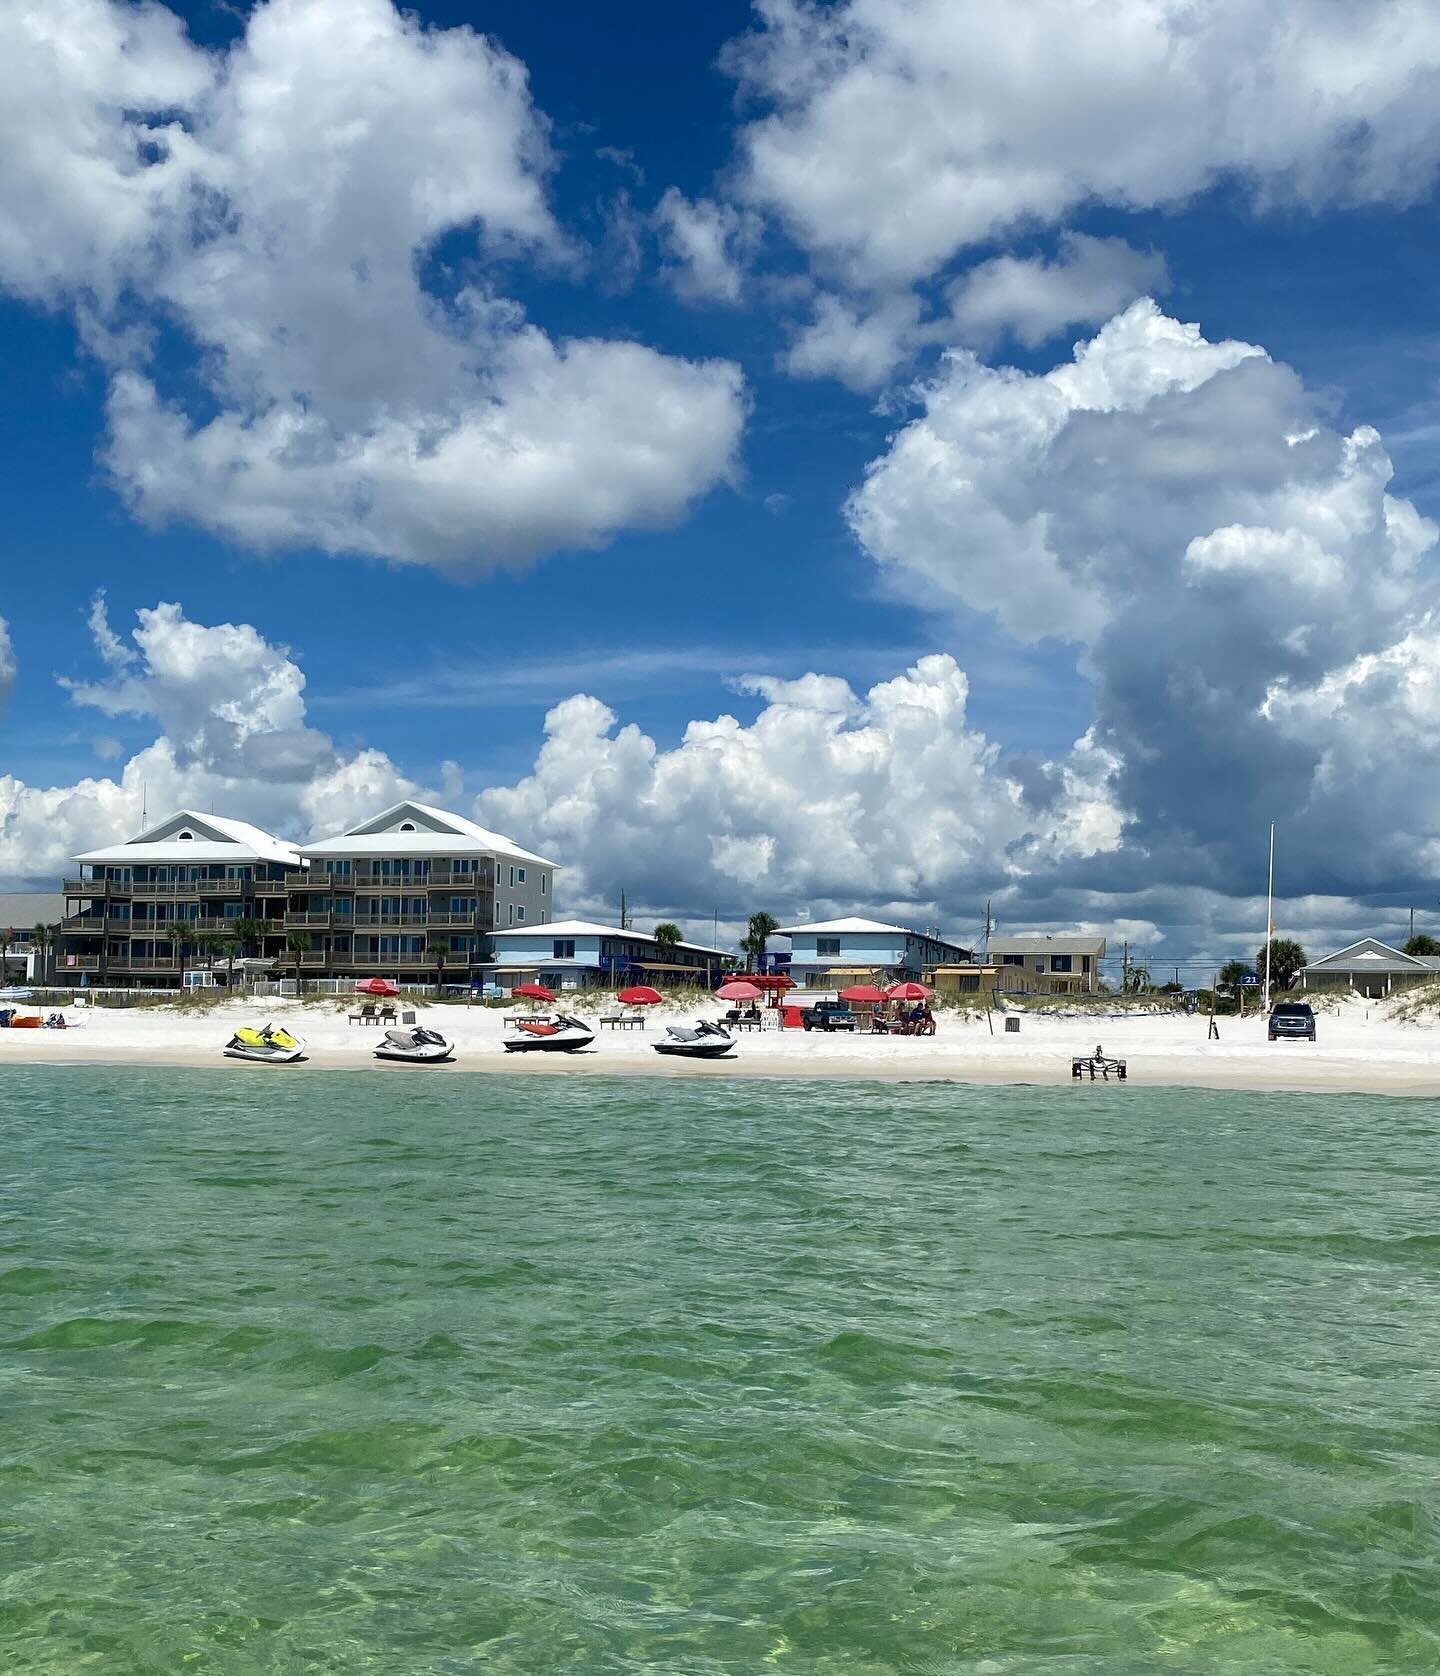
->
[[398, 821, 416, 832]]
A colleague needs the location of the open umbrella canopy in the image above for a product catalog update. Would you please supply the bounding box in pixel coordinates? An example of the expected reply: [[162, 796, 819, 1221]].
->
[[513, 982, 556, 1001], [749, 973, 795, 990], [886, 981, 932, 1001], [839, 984, 888, 1003], [617, 985, 663, 1005], [355, 977, 400, 997], [716, 979, 763, 1001]]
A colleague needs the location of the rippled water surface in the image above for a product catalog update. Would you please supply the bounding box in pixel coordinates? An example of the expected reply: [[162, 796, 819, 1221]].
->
[[2, 1068, 1440, 1672]]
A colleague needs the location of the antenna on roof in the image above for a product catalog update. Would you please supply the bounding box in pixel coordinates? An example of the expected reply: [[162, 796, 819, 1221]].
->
[[141, 780, 147, 827]]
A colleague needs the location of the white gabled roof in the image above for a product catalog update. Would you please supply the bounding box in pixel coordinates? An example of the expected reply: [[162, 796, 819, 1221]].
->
[[494, 919, 733, 957], [777, 916, 915, 937], [301, 800, 556, 868], [1304, 937, 1435, 973], [74, 810, 301, 867]]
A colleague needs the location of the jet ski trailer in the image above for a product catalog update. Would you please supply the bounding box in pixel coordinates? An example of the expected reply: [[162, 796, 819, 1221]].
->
[[653, 1019, 736, 1059], [223, 1023, 306, 1063], [374, 1025, 454, 1064], [502, 1014, 595, 1053]]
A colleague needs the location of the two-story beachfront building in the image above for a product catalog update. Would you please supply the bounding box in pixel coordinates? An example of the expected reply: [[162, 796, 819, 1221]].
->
[[987, 934, 1106, 994], [290, 801, 555, 985], [775, 917, 974, 989], [63, 811, 301, 987], [486, 920, 736, 991]]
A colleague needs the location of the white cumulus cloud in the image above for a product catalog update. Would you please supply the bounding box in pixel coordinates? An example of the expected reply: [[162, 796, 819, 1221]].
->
[[0, 0, 746, 570], [729, 0, 1440, 289], [849, 299, 1440, 891], [0, 597, 425, 884], [476, 653, 1124, 920], [655, 189, 760, 304], [947, 235, 1169, 351]]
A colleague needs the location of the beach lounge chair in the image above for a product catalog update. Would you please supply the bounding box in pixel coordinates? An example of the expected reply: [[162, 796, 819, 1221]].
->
[[599, 1005, 625, 1029], [348, 1001, 377, 1026], [378, 1004, 398, 1024]]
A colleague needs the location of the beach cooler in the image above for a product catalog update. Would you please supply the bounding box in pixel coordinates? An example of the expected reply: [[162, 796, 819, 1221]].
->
[[781, 1004, 803, 1030]]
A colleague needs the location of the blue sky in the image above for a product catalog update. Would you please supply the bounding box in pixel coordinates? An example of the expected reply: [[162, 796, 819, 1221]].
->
[[5, 0, 1440, 969]]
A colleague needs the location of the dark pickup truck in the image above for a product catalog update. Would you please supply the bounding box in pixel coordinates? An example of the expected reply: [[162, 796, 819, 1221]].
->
[[801, 1000, 859, 1032]]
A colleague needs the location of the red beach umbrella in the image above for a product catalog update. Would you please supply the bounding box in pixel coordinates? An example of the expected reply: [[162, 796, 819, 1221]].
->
[[839, 984, 888, 1003], [885, 981, 932, 1001], [617, 985, 664, 1005], [355, 977, 400, 997], [513, 982, 556, 1001], [716, 979, 763, 1001], [749, 973, 795, 990]]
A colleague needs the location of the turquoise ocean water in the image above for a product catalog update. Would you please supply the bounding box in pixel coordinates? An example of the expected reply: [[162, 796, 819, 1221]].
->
[[1, 1067, 1439, 1673]]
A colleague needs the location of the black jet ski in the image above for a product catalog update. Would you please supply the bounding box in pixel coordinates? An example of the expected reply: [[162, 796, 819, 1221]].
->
[[653, 1019, 736, 1059], [503, 1013, 595, 1053], [374, 1025, 454, 1063]]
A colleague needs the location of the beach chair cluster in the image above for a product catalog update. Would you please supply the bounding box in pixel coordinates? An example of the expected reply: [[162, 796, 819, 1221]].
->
[[348, 1001, 401, 1026], [598, 1005, 647, 1029]]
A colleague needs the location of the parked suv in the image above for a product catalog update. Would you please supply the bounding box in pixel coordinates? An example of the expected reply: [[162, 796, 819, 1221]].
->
[[801, 1000, 858, 1032], [1268, 1001, 1316, 1042]]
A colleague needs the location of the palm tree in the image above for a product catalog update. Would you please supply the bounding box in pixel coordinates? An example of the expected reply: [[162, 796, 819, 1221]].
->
[[741, 911, 779, 972], [1257, 937, 1308, 993], [166, 919, 193, 970], [653, 922, 682, 952], [1216, 958, 1249, 993], [1404, 934, 1440, 957], [0, 927, 12, 988], [1127, 963, 1152, 993], [427, 935, 450, 996], [217, 930, 240, 991], [233, 916, 262, 957], [286, 929, 312, 995], [29, 924, 50, 987]]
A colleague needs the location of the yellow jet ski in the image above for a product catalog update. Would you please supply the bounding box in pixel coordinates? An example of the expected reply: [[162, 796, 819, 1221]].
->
[[223, 1023, 306, 1063]]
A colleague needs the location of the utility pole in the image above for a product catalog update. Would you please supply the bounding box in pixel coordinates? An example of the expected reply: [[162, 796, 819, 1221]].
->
[[1411, 906, 1416, 941], [1263, 821, 1275, 1011], [619, 889, 628, 931], [983, 898, 992, 959], [1122, 940, 1129, 992]]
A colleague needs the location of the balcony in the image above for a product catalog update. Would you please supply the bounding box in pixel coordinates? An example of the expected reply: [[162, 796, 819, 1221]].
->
[[63, 878, 109, 898], [427, 870, 495, 891], [354, 913, 430, 928], [284, 911, 335, 929], [426, 911, 482, 929]]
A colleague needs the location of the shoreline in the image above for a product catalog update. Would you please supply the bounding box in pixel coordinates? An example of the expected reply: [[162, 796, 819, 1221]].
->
[[2, 992, 1436, 1097], [4, 1036, 1438, 1097]]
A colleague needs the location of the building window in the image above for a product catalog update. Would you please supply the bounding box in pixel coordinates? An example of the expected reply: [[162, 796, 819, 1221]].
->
[[509, 865, 515, 887], [399, 821, 416, 832], [516, 906, 525, 922], [540, 874, 547, 895], [816, 937, 841, 956], [1051, 955, 1073, 973], [508, 904, 514, 925], [956, 975, 980, 992], [1082, 955, 1092, 974], [553, 939, 575, 959], [1002, 953, 1025, 966], [178, 830, 193, 841], [517, 867, 526, 883]]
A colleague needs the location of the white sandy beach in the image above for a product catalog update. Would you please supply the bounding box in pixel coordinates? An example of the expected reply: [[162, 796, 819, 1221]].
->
[[2, 993, 1438, 1094]]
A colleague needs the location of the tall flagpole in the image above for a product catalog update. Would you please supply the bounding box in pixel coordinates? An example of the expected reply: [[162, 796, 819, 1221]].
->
[[1263, 822, 1275, 1011]]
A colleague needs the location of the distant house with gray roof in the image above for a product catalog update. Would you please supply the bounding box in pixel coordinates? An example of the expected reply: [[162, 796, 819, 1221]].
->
[[1301, 938, 1440, 999], [987, 933, 1106, 994]]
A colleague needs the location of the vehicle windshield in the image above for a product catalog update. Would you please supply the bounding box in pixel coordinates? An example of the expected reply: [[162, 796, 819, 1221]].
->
[[1272, 1003, 1311, 1016]]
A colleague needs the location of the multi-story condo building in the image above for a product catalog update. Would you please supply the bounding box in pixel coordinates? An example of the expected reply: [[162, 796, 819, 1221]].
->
[[63, 811, 300, 986], [61, 801, 556, 988], [487, 919, 736, 991], [776, 917, 974, 989], [290, 801, 555, 984]]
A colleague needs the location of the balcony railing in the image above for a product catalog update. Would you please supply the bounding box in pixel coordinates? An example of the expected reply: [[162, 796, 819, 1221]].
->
[[63, 878, 109, 898], [354, 913, 430, 927], [426, 911, 483, 929], [284, 911, 335, 929]]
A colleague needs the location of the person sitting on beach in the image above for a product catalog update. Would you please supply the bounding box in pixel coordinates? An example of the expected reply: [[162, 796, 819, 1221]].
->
[[916, 1004, 936, 1036]]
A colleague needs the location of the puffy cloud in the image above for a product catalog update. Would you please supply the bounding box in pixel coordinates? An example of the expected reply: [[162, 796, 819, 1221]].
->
[[476, 653, 1123, 920], [946, 235, 1168, 350], [0, 0, 745, 569], [0, 598, 422, 885], [729, 0, 1440, 289], [655, 190, 760, 304], [848, 300, 1440, 892], [782, 291, 927, 392]]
